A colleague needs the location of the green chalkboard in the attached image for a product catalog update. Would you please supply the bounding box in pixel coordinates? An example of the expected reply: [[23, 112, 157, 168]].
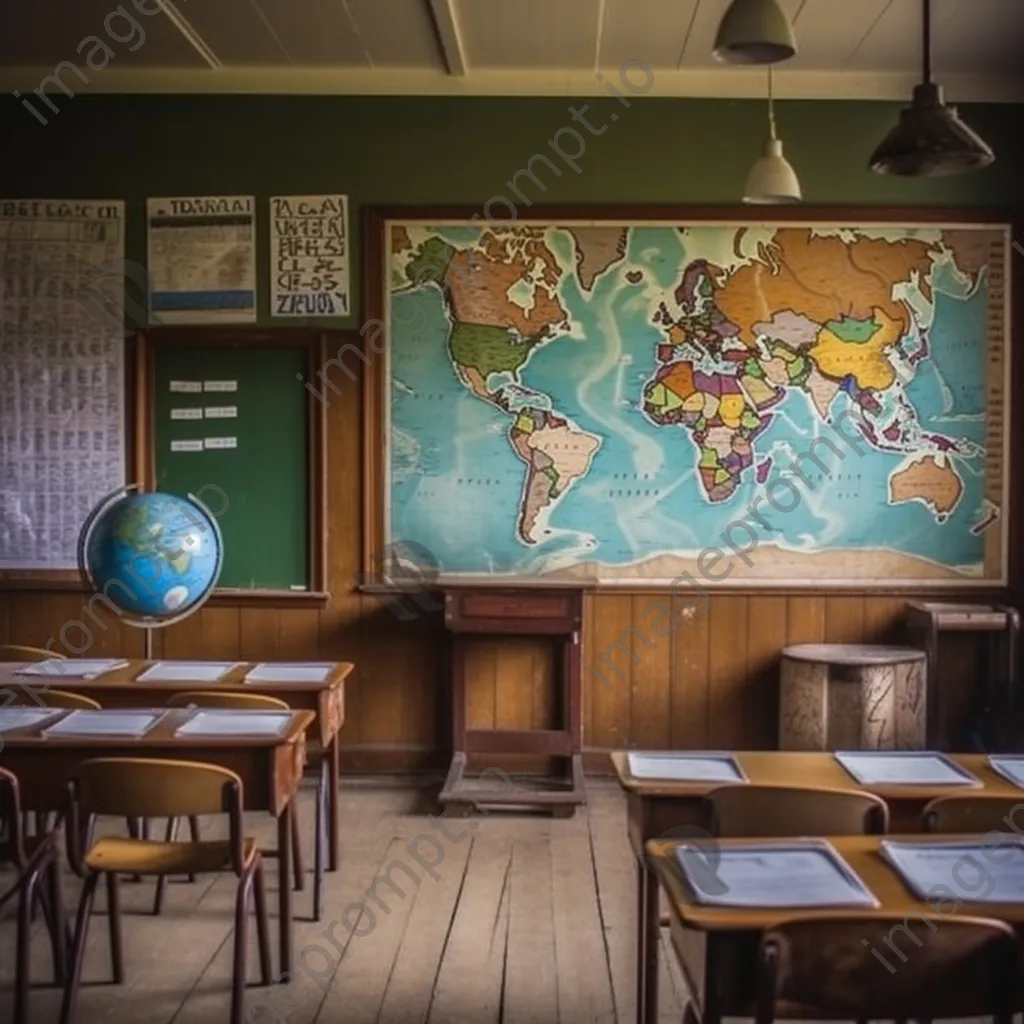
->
[[152, 343, 310, 592]]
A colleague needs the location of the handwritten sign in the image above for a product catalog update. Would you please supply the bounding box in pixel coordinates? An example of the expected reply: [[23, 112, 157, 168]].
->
[[270, 194, 349, 318]]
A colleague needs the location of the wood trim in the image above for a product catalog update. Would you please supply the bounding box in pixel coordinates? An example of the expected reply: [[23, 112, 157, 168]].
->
[[362, 206, 386, 580]]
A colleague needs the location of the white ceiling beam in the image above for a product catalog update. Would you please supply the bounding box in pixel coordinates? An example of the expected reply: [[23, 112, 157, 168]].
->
[[427, 0, 467, 76], [3, 65, 1021, 102]]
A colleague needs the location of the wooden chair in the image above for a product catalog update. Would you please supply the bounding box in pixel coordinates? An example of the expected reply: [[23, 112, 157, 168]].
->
[[923, 794, 1024, 833], [752, 915, 1018, 1024], [155, 691, 318, 916], [0, 767, 69, 1024], [60, 757, 272, 1024], [704, 784, 889, 837], [0, 645, 64, 661], [9, 690, 101, 710]]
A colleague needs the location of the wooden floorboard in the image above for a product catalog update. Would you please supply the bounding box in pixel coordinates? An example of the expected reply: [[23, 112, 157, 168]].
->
[[0, 780, 688, 1024]]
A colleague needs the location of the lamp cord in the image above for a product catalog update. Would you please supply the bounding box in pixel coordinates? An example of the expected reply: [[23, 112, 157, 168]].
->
[[767, 65, 777, 140], [922, 0, 932, 84]]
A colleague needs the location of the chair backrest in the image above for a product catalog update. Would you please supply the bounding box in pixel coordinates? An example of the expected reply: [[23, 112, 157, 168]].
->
[[0, 644, 64, 662], [166, 690, 291, 712], [0, 767, 26, 864], [756, 915, 1018, 1024], [923, 794, 1024, 834], [8, 688, 102, 710], [705, 784, 889, 837]]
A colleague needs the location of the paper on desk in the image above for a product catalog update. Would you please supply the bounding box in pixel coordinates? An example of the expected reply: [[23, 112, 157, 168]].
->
[[987, 755, 1024, 790], [137, 662, 242, 683], [881, 839, 1024, 903], [628, 751, 744, 783], [676, 840, 879, 908], [15, 658, 128, 679], [0, 707, 62, 732], [244, 662, 337, 684], [42, 710, 164, 738], [175, 709, 292, 737], [834, 751, 978, 787]]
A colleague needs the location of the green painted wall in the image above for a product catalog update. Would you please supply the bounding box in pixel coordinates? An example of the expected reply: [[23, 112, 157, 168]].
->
[[1, 94, 1020, 327]]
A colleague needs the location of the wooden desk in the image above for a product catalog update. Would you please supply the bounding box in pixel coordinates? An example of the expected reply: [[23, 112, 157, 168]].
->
[[646, 833, 1024, 1024], [0, 705, 313, 976], [0, 660, 352, 872], [612, 750, 1024, 1024]]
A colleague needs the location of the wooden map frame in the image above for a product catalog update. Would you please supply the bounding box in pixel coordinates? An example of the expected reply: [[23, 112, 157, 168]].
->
[[361, 205, 1021, 592]]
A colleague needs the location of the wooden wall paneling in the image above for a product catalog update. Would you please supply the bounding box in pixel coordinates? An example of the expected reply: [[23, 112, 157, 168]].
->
[[824, 596, 865, 643], [7, 595, 53, 649], [239, 608, 283, 661], [531, 640, 555, 731], [495, 638, 550, 731], [159, 606, 241, 660], [0, 593, 9, 644], [464, 639, 498, 730], [861, 597, 908, 644], [706, 596, 749, 749], [785, 596, 826, 645], [629, 594, 672, 750], [274, 607, 322, 659], [586, 594, 634, 751], [670, 596, 710, 749], [745, 595, 789, 748]]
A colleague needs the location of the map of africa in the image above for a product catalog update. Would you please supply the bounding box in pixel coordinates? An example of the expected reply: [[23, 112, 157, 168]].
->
[[385, 219, 1009, 585]]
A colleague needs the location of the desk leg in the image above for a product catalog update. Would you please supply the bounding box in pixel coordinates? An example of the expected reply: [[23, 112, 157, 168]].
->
[[277, 802, 294, 976], [641, 859, 660, 1024], [635, 859, 647, 1024], [328, 732, 340, 872]]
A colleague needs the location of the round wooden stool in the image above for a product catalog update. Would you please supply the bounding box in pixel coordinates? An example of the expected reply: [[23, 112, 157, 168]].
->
[[779, 643, 927, 750]]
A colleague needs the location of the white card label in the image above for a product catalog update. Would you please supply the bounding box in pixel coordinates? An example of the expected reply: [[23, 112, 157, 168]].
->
[[205, 436, 237, 450], [171, 439, 204, 452], [170, 380, 202, 393], [205, 406, 237, 419], [171, 407, 203, 420], [204, 380, 238, 392]]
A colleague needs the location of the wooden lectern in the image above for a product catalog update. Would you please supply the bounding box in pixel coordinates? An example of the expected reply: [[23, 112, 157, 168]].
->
[[438, 586, 586, 816]]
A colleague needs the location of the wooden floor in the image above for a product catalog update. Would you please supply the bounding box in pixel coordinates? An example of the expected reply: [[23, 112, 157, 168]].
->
[[0, 779, 692, 1024]]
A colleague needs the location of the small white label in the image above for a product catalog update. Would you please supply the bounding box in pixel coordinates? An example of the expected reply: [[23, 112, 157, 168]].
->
[[205, 436, 238, 450], [171, 439, 204, 453], [171, 408, 203, 420], [170, 380, 202, 394], [205, 406, 238, 419], [204, 380, 238, 392]]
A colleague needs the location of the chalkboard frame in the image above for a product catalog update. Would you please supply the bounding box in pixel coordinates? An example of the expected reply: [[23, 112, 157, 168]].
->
[[138, 327, 329, 606]]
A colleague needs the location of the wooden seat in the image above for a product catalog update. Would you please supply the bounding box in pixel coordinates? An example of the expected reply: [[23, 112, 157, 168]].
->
[[9, 689, 101, 710], [704, 784, 889, 837], [0, 767, 69, 1024], [923, 794, 1024, 832], [0, 645, 65, 661], [752, 915, 1018, 1024], [60, 757, 271, 1024]]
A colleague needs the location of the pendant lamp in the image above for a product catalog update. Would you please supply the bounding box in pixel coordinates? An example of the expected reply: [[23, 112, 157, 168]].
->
[[713, 0, 797, 65], [869, 0, 994, 176], [743, 66, 801, 204]]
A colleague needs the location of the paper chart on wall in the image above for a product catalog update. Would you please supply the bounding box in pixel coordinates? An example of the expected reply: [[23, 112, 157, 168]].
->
[[0, 198, 127, 570], [147, 196, 256, 324], [270, 194, 349, 317]]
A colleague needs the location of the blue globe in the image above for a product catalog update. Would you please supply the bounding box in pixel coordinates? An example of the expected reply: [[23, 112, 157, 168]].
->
[[83, 491, 222, 621]]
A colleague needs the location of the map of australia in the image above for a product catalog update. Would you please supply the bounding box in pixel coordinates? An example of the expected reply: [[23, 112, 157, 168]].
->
[[386, 220, 1008, 584]]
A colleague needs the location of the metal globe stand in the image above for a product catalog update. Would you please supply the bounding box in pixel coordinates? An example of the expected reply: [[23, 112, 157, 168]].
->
[[79, 486, 225, 660]]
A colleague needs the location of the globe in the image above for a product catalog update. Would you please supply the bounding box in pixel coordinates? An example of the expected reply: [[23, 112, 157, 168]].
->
[[81, 490, 223, 623]]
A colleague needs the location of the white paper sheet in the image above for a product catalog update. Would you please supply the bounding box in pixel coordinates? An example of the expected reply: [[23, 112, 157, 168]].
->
[[175, 709, 292, 737], [880, 839, 1024, 903], [627, 751, 744, 783], [170, 440, 204, 453], [171, 408, 203, 420], [170, 380, 202, 393], [676, 840, 879, 908], [988, 755, 1024, 789], [137, 661, 242, 683], [204, 437, 237, 450], [834, 751, 978, 786], [15, 658, 127, 679], [245, 662, 337, 684], [43, 710, 163, 738], [0, 707, 62, 732]]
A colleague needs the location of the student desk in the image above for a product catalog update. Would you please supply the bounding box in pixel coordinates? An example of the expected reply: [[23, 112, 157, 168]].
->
[[646, 833, 1024, 1024], [612, 750, 1024, 1024], [0, 660, 352, 873], [0, 706, 313, 976]]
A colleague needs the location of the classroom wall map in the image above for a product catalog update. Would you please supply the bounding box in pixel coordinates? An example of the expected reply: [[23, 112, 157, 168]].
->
[[385, 219, 1009, 585]]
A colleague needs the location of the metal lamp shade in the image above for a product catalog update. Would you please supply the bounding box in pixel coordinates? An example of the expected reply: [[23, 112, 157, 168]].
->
[[869, 83, 995, 177], [743, 138, 802, 204], [713, 0, 797, 64]]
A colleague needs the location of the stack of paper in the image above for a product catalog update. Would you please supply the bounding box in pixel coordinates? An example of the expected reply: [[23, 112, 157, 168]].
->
[[15, 658, 128, 679], [988, 755, 1024, 790], [137, 662, 242, 683], [175, 710, 292, 738], [628, 751, 745, 783], [0, 707, 62, 732], [42, 710, 164, 738], [676, 839, 879, 908], [834, 751, 979, 786], [244, 663, 336, 684], [881, 839, 1024, 903]]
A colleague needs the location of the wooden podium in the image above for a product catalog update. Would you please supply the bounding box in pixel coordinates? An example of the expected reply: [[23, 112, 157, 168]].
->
[[438, 586, 586, 816]]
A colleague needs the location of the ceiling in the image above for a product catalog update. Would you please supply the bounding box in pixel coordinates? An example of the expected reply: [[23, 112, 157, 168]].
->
[[0, 0, 1021, 101]]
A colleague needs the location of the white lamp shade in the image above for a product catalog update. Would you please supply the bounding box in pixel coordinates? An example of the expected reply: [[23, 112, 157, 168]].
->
[[743, 138, 802, 204], [713, 0, 797, 65]]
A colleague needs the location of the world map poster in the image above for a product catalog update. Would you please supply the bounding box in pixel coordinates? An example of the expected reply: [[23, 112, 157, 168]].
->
[[382, 217, 1010, 586]]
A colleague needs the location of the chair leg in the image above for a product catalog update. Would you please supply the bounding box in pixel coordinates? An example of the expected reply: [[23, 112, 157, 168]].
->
[[15, 861, 45, 1024], [313, 759, 327, 922], [290, 805, 305, 891], [39, 857, 68, 984], [187, 816, 200, 883], [106, 873, 124, 984], [253, 860, 272, 986], [153, 817, 181, 915], [59, 872, 100, 1024], [232, 871, 255, 1024]]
